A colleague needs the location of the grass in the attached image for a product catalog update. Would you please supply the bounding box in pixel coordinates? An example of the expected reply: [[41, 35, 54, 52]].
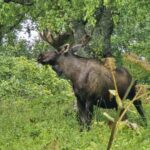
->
[[0, 56, 150, 150], [0, 94, 150, 150]]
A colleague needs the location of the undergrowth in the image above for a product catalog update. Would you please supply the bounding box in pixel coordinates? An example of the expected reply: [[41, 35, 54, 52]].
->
[[0, 56, 150, 150]]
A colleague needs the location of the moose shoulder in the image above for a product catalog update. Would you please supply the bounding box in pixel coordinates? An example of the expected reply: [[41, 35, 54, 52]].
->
[[37, 46, 147, 129]]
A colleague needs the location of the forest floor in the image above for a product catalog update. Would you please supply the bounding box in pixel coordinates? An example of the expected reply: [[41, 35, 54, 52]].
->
[[0, 95, 150, 150]]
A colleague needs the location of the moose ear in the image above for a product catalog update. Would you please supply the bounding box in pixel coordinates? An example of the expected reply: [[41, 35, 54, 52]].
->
[[60, 43, 70, 54]]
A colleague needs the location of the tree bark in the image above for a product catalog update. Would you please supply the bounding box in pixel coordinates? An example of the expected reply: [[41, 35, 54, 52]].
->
[[95, 6, 114, 56], [72, 20, 87, 44], [71, 6, 114, 57]]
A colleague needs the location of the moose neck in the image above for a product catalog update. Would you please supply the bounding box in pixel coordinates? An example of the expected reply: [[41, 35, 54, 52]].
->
[[57, 54, 86, 82]]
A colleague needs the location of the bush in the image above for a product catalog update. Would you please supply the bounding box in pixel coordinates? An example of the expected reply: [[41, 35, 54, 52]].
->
[[0, 56, 73, 100], [123, 56, 150, 84]]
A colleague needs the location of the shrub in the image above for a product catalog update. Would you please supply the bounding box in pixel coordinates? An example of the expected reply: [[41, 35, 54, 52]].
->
[[0, 56, 73, 100]]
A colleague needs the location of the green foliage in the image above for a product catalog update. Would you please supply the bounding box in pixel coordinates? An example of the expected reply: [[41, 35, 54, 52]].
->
[[112, 0, 150, 60], [0, 56, 73, 100], [0, 40, 28, 56], [1, 0, 150, 61], [83, 0, 100, 26], [123, 57, 150, 84], [0, 1, 150, 149], [90, 36, 104, 59], [24, 0, 101, 32], [0, 55, 150, 150], [1, 97, 150, 150], [0, 2, 28, 33]]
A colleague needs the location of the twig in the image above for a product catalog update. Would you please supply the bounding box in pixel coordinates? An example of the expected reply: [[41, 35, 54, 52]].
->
[[107, 62, 136, 150], [103, 112, 114, 122], [118, 90, 150, 122]]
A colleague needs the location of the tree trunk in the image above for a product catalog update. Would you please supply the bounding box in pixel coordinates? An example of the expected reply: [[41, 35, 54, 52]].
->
[[72, 20, 87, 44], [72, 6, 114, 58], [72, 20, 92, 57], [95, 6, 114, 56]]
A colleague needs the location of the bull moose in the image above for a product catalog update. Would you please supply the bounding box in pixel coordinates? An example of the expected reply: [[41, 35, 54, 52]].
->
[[38, 45, 146, 125], [37, 31, 147, 129]]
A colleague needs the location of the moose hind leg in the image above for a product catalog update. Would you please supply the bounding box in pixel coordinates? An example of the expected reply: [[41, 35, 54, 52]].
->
[[133, 100, 147, 126]]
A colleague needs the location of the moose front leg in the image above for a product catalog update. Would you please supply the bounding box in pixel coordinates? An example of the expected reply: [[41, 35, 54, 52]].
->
[[73, 87, 87, 129], [76, 99, 86, 128], [73, 86, 94, 130], [76, 98, 94, 131]]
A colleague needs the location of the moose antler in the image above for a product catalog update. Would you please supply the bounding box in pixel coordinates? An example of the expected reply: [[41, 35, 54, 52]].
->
[[40, 28, 91, 53], [39, 29, 54, 44], [39, 29, 74, 50]]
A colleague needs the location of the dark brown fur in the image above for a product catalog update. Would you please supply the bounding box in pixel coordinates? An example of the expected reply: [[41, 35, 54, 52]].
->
[[38, 50, 147, 129]]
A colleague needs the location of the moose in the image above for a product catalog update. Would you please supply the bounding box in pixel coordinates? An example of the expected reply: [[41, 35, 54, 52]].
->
[[37, 30, 147, 129]]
